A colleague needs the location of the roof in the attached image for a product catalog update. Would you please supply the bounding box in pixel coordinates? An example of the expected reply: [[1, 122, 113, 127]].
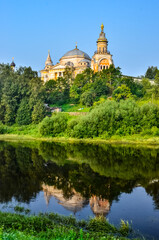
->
[[10, 61, 15, 67], [62, 48, 91, 60], [79, 59, 90, 63]]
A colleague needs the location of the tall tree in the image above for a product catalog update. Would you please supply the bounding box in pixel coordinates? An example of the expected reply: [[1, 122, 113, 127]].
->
[[145, 66, 158, 79]]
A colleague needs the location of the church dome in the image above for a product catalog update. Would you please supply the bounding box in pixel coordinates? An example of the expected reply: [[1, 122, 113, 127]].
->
[[62, 48, 91, 60]]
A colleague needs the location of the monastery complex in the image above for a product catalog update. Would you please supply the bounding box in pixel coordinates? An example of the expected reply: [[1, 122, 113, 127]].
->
[[40, 24, 113, 82]]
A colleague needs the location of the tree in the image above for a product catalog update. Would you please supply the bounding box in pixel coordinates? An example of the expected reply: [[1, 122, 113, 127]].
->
[[32, 100, 46, 123], [153, 70, 159, 99], [16, 98, 32, 125], [80, 90, 95, 106], [141, 78, 152, 98], [145, 66, 158, 79], [113, 84, 132, 101], [0, 64, 45, 125], [70, 85, 80, 103], [121, 77, 143, 98]]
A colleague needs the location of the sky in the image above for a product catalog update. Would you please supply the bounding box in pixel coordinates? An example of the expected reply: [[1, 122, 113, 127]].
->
[[1, 0, 159, 77]]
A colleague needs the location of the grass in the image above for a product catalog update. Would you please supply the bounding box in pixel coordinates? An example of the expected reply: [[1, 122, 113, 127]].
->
[[2, 133, 159, 147], [0, 212, 136, 240]]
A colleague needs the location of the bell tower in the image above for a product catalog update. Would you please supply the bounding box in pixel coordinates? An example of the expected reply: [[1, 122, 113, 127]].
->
[[10, 57, 16, 71], [91, 24, 113, 72], [97, 24, 108, 54]]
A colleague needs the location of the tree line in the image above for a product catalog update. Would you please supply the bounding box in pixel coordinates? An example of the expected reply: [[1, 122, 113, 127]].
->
[[0, 63, 159, 127]]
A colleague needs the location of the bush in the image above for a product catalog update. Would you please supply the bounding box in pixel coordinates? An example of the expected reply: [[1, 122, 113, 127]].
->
[[0, 121, 9, 134], [71, 100, 159, 138], [67, 118, 79, 137], [39, 113, 68, 137]]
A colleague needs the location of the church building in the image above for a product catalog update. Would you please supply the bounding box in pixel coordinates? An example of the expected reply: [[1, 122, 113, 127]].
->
[[40, 24, 113, 82]]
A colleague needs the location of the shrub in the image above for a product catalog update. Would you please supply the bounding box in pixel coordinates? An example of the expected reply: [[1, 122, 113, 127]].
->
[[0, 122, 8, 134], [71, 100, 159, 138], [67, 118, 79, 137], [39, 113, 68, 137]]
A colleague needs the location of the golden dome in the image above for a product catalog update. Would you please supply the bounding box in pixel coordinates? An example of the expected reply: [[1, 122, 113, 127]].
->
[[101, 23, 104, 32]]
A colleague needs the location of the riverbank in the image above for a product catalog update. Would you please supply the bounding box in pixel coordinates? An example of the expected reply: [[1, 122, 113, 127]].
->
[[1, 133, 159, 147], [0, 211, 136, 240]]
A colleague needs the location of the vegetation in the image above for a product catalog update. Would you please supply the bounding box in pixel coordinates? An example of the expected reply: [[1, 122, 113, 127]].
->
[[0, 63, 159, 139], [0, 212, 135, 240], [0, 64, 46, 126]]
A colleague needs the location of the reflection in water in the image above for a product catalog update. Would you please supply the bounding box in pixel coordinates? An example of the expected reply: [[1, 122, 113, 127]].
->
[[0, 140, 159, 239], [89, 196, 110, 217], [42, 184, 110, 216], [43, 184, 88, 213]]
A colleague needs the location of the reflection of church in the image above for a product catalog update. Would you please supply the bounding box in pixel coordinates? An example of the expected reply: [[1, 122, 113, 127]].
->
[[40, 24, 113, 82], [42, 184, 110, 216]]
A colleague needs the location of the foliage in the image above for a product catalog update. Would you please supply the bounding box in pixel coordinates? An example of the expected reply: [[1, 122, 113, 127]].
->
[[69, 99, 159, 138], [80, 90, 95, 106], [112, 85, 132, 101], [119, 220, 132, 236], [70, 85, 80, 103], [39, 113, 68, 137], [0, 212, 132, 240], [32, 100, 46, 124], [145, 66, 158, 79], [16, 98, 32, 125], [0, 64, 45, 126]]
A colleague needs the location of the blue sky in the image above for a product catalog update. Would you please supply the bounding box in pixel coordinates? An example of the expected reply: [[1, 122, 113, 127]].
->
[[1, 0, 159, 76]]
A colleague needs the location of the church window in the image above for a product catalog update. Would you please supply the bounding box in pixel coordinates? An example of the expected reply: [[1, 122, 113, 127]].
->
[[100, 66, 102, 70], [103, 66, 105, 69], [103, 47, 105, 52], [59, 72, 61, 76], [99, 47, 101, 52]]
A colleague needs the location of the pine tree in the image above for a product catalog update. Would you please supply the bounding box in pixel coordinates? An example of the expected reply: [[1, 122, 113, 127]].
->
[[16, 98, 32, 125], [32, 100, 46, 123]]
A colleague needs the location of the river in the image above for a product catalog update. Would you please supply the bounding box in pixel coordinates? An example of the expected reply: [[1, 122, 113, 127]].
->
[[0, 140, 159, 239]]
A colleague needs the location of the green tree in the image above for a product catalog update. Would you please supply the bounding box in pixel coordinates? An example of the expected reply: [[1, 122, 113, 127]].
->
[[141, 78, 152, 98], [145, 66, 158, 79], [153, 70, 159, 99], [16, 98, 32, 125], [80, 90, 95, 106], [32, 100, 46, 123], [70, 85, 80, 103], [113, 85, 132, 101]]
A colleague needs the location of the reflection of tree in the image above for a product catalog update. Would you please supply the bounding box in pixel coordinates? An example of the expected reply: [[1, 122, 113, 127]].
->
[[0, 141, 159, 211], [145, 181, 159, 210], [39, 141, 159, 180]]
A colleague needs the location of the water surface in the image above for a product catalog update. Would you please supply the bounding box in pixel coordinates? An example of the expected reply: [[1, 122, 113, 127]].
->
[[0, 140, 159, 239]]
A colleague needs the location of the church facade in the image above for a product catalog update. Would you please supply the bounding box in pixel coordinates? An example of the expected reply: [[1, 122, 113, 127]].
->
[[40, 24, 113, 82]]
